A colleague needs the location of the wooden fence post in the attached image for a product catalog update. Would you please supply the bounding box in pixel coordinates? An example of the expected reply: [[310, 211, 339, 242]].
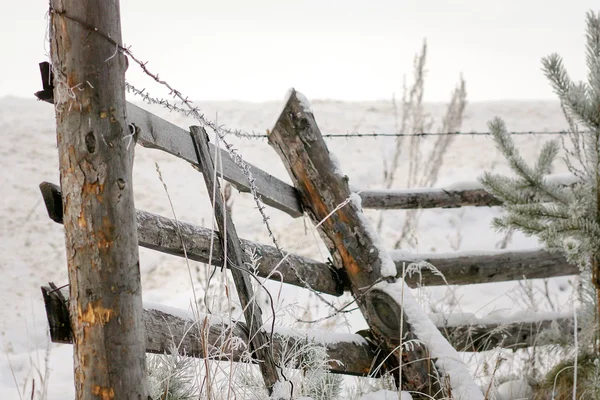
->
[[190, 126, 282, 393], [49, 1, 148, 398], [269, 90, 453, 398]]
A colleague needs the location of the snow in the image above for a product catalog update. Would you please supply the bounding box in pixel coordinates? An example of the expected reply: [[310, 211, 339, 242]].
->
[[1, 96, 576, 399], [145, 301, 200, 321], [359, 389, 413, 400], [295, 91, 312, 114], [389, 247, 547, 262], [495, 379, 532, 400], [376, 280, 485, 400], [272, 325, 368, 346], [429, 309, 572, 328], [351, 193, 397, 277]]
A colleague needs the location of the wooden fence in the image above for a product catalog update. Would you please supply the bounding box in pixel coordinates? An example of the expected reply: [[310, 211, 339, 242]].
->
[[38, 3, 577, 397], [38, 86, 578, 397]]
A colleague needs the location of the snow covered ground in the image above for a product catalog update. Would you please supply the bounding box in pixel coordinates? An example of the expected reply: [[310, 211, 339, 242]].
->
[[0, 95, 576, 399]]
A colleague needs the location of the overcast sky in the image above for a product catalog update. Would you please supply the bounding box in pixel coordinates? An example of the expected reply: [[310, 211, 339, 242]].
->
[[2, 1, 599, 102]]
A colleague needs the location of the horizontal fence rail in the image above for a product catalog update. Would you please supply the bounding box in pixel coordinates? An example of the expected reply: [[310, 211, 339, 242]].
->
[[131, 103, 303, 217], [37, 87, 302, 218], [359, 188, 501, 209], [40, 182, 579, 292], [42, 284, 575, 369], [358, 174, 577, 210], [392, 249, 578, 286], [39, 182, 343, 296]]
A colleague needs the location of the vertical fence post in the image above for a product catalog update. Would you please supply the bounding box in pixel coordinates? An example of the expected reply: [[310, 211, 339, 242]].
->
[[49, 1, 148, 398]]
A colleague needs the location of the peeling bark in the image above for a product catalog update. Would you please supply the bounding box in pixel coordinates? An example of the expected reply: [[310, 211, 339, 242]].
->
[[49, 0, 148, 398]]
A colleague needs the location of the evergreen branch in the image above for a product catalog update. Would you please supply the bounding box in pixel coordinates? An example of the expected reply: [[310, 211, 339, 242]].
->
[[487, 119, 571, 205], [534, 139, 560, 176], [492, 214, 546, 236], [479, 172, 535, 205], [504, 202, 571, 221]]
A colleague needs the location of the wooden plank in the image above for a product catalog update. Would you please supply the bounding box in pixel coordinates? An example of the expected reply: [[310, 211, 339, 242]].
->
[[435, 314, 575, 352], [396, 249, 578, 287], [359, 188, 501, 209], [40, 182, 574, 294], [33, 67, 302, 219], [127, 103, 303, 218], [135, 209, 343, 296], [42, 284, 575, 375], [49, 0, 148, 398], [358, 175, 578, 210], [39, 181, 341, 296], [41, 285, 378, 376], [190, 126, 280, 391], [268, 90, 447, 397]]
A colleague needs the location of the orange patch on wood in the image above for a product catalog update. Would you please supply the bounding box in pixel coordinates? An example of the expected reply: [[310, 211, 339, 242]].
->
[[338, 244, 361, 276], [91, 385, 115, 399], [82, 181, 104, 203], [79, 301, 115, 326], [78, 211, 87, 228], [96, 216, 113, 251]]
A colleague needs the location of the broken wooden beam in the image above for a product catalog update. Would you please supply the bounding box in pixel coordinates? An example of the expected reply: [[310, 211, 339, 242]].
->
[[191, 126, 281, 391], [268, 90, 447, 397], [39, 181, 342, 296]]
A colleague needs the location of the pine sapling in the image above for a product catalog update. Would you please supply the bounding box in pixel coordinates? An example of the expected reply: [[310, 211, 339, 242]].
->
[[480, 10, 600, 356]]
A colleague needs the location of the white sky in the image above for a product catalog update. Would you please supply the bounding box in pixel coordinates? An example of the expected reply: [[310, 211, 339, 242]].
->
[[1, 0, 599, 102]]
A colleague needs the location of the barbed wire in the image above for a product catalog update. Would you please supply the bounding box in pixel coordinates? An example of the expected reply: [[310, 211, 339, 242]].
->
[[49, 7, 352, 312], [233, 130, 571, 139], [125, 83, 266, 139], [125, 83, 573, 140]]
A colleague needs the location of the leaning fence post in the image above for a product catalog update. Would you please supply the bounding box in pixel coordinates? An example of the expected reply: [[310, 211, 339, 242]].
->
[[49, 0, 148, 398], [190, 126, 282, 394], [268, 90, 484, 399]]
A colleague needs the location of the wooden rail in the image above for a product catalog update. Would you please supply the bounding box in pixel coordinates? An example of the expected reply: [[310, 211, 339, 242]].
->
[[42, 283, 575, 371], [40, 182, 343, 296], [41, 182, 578, 295], [35, 66, 302, 218], [359, 187, 501, 209]]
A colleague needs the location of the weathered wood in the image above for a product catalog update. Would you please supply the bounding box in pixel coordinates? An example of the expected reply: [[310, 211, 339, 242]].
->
[[42, 285, 575, 379], [34, 63, 303, 218], [358, 175, 578, 210], [49, 1, 148, 398], [41, 182, 575, 296], [41, 285, 378, 376], [131, 103, 304, 218], [435, 314, 575, 352], [136, 209, 344, 295], [41, 283, 72, 343], [190, 126, 281, 391], [359, 188, 502, 209], [40, 181, 341, 296], [268, 90, 445, 397], [396, 249, 578, 287]]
